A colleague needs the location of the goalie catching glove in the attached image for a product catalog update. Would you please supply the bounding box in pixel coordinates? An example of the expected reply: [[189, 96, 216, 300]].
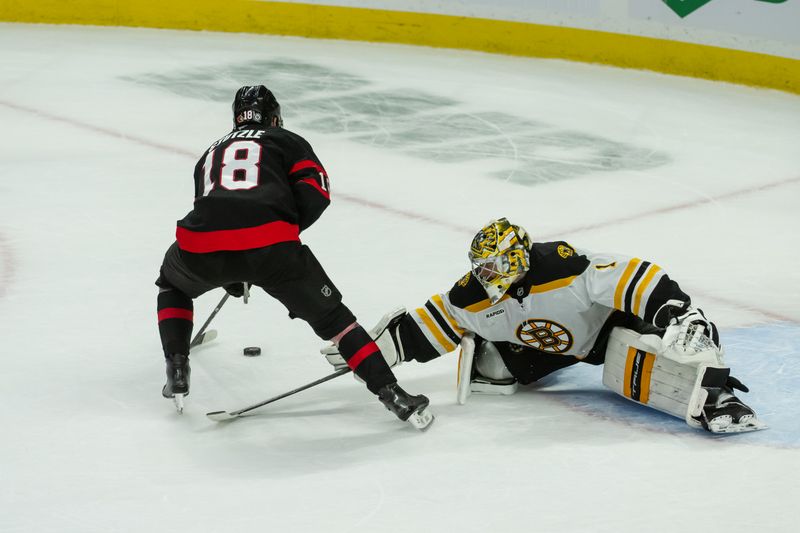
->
[[654, 301, 720, 351], [322, 307, 407, 371]]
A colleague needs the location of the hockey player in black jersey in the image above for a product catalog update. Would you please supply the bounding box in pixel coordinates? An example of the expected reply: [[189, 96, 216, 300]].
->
[[323, 217, 764, 434], [155, 85, 432, 429]]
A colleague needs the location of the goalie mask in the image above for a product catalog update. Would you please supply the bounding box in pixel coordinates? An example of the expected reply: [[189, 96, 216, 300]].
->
[[232, 85, 283, 130], [468, 218, 532, 303]]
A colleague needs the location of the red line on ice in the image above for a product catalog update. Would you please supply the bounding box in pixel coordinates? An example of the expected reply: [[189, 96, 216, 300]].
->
[[2, 99, 796, 323], [0, 232, 16, 299]]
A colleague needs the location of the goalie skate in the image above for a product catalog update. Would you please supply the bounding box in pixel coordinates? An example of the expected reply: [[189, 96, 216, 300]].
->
[[695, 387, 767, 434]]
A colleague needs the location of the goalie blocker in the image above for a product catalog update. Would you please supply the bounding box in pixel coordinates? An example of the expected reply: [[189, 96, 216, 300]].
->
[[457, 327, 764, 434]]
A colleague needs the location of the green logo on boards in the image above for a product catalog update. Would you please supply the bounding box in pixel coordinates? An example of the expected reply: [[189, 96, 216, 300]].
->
[[663, 0, 788, 18]]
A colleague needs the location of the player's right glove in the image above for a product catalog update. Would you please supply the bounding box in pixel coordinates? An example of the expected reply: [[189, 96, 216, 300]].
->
[[223, 282, 252, 298], [322, 307, 407, 371]]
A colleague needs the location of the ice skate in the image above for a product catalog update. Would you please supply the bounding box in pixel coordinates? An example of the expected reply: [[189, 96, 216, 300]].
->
[[377, 383, 434, 430], [162, 353, 191, 413], [695, 386, 766, 434]]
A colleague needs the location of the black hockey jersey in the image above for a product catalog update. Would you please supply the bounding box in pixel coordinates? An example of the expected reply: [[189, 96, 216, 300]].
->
[[176, 126, 330, 253]]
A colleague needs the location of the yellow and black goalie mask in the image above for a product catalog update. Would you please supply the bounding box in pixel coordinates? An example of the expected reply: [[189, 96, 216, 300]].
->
[[468, 218, 531, 304]]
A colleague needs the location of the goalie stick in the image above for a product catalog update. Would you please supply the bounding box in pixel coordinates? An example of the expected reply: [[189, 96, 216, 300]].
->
[[206, 368, 352, 421]]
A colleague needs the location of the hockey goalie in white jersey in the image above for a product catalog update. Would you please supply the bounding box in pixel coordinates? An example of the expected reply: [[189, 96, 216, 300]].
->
[[323, 217, 765, 434]]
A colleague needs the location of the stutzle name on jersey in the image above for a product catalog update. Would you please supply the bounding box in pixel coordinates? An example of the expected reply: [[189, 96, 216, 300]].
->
[[209, 129, 265, 149]]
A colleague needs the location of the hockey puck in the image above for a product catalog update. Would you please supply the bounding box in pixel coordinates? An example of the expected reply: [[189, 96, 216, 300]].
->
[[243, 346, 262, 357]]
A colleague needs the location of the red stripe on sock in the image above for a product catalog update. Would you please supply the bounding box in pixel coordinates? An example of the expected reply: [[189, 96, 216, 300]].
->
[[158, 308, 193, 322], [347, 341, 379, 371]]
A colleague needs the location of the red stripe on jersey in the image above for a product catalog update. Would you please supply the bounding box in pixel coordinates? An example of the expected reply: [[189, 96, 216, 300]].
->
[[298, 177, 331, 200], [158, 308, 193, 322], [176, 221, 300, 253], [290, 159, 327, 176], [347, 341, 380, 371]]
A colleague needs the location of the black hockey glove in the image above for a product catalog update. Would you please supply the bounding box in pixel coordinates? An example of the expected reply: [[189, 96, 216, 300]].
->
[[223, 282, 252, 298], [726, 375, 749, 393]]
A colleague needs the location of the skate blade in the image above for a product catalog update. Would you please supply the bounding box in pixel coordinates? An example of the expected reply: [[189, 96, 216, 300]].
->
[[172, 393, 185, 414], [708, 415, 767, 434], [407, 408, 435, 431]]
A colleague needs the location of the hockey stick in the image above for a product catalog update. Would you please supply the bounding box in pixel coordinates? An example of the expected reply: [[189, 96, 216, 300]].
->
[[190, 292, 230, 348], [206, 367, 352, 421]]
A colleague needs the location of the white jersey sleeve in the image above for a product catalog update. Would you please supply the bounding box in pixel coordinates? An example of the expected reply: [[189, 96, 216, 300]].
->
[[579, 250, 675, 323]]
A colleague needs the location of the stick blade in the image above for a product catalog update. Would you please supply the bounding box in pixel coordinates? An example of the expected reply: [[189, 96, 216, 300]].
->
[[206, 410, 238, 422], [190, 329, 218, 348]]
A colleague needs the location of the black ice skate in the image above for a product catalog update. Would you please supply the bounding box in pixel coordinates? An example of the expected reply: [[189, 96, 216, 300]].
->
[[695, 386, 765, 434], [377, 383, 434, 430], [162, 353, 191, 413]]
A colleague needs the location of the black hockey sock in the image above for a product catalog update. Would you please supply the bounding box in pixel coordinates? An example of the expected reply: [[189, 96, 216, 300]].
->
[[157, 289, 193, 357], [337, 325, 396, 394]]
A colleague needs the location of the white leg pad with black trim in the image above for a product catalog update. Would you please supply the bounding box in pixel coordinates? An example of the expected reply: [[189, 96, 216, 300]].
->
[[457, 335, 518, 405], [456, 334, 475, 405], [602, 327, 724, 428]]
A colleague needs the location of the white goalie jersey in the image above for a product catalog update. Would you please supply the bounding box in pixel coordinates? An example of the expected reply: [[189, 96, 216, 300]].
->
[[410, 241, 690, 360]]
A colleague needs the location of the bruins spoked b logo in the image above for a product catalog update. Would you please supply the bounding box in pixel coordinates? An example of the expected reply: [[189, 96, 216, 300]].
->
[[516, 319, 573, 353]]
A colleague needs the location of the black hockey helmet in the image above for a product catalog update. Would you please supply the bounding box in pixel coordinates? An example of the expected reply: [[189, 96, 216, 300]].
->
[[232, 85, 283, 129]]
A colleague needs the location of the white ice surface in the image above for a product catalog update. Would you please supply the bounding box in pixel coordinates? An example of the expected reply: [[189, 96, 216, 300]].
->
[[1, 24, 799, 533]]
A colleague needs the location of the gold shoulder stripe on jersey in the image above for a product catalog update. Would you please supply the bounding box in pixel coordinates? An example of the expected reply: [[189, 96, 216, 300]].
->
[[415, 307, 456, 353], [464, 294, 510, 313], [465, 275, 577, 312], [614, 258, 642, 310], [594, 261, 617, 270], [632, 264, 663, 317], [529, 275, 577, 294]]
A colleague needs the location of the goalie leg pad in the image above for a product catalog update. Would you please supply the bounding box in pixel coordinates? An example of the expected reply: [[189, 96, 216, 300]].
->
[[603, 327, 708, 422], [456, 334, 475, 405], [602, 328, 765, 433], [457, 336, 518, 405]]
